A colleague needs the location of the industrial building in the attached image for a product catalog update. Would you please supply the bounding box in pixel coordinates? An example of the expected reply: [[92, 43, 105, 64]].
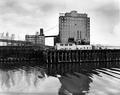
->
[[25, 28, 45, 45], [54, 11, 90, 45]]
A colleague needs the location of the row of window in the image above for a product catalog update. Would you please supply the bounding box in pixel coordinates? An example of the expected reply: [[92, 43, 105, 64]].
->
[[60, 43, 73, 46], [57, 47, 92, 50], [26, 37, 44, 39], [26, 38, 44, 40], [60, 20, 86, 23], [60, 22, 86, 26], [60, 17, 87, 20]]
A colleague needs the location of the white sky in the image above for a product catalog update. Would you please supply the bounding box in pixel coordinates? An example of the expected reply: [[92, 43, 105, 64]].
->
[[0, 0, 119, 46]]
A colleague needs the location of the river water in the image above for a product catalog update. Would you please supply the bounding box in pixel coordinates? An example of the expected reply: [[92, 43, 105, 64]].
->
[[0, 61, 120, 95]]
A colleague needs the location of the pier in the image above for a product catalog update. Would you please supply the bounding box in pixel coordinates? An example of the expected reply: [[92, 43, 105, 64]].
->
[[0, 46, 120, 73], [45, 49, 120, 63], [45, 49, 120, 75]]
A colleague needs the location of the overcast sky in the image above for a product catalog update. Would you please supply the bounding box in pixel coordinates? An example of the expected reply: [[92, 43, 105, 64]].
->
[[0, 0, 119, 45]]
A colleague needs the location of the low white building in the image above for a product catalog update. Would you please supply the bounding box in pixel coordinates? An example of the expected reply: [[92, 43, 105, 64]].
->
[[55, 43, 76, 50], [55, 43, 92, 50]]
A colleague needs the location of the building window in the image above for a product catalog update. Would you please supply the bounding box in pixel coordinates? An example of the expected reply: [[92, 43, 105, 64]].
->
[[65, 44, 68, 46], [60, 44, 63, 46], [69, 44, 72, 46], [77, 31, 79, 39]]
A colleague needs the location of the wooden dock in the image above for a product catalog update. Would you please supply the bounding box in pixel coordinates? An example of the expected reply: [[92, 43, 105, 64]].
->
[[0, 46, 120, 71], [45, 50, 120, 75], [0, 46, 120, 75], [45, 50, 120, 63]]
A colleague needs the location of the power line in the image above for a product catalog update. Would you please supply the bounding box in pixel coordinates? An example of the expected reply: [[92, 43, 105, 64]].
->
[[44, 24, 58, 32]]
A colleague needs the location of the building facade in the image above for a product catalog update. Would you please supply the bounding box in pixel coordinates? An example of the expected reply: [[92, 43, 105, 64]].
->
[[59, 11, 90, 45], [25, 28, 45, 45]]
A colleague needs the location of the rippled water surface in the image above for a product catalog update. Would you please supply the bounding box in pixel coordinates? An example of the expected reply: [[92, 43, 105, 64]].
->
[[0, 62, 120, 95]]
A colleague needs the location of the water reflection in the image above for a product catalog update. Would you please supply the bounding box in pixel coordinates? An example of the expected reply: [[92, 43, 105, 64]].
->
[[0, 61, 120, 95], [0, 67, 46, 91], [58, 73, 92, 95]]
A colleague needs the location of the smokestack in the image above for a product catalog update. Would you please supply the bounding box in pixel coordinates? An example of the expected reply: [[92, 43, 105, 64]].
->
[[40, 28, 44, 36]]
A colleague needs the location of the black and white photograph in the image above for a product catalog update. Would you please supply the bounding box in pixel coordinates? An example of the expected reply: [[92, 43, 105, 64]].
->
[[0, 0, 120, 95]]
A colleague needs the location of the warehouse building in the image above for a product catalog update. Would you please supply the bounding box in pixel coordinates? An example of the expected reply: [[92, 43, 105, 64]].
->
[[55, 11, 90, 45], [25, 28, 45, 45]]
